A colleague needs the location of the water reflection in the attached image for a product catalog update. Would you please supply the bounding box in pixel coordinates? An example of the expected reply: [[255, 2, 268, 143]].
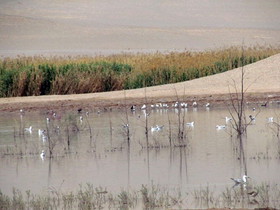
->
[[127, 140, 130, 190], [146, 147, 150, 182], [48, 159, 52, 187], [0, 105, 279, 205]]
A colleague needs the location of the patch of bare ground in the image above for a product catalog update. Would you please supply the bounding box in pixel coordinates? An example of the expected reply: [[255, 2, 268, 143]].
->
[[0, 53, 279, 113]]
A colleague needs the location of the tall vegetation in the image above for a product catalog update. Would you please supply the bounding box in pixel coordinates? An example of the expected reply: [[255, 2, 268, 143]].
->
[[0, 46, 279, 97]]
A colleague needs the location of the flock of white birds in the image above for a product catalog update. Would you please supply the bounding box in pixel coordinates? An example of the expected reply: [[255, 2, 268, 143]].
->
[[20, 102, 275, 164]]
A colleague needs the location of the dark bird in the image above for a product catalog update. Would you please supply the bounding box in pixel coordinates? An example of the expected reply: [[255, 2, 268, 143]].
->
[[261, 101, 268, 107], [130, 105, 136, 111], [249, 115, 256, 121], [247, 190, 258, 197]]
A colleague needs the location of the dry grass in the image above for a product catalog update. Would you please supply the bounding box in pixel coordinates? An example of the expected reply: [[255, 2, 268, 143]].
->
[[0, 46, 279, 97], [1, 183, 279, 209]]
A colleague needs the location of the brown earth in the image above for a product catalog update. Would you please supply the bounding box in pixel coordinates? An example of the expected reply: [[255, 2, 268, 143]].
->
[[1, 0, 280, 56], [0, 53, 279, 113]]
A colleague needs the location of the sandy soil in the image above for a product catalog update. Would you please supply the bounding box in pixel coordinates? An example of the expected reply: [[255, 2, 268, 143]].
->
[[1, 0, 280, 56], [0, 53, 279, 112]]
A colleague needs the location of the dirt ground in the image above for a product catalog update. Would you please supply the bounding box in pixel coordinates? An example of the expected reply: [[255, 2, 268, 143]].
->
[[1, 0, 280, 56], [0, 53, 279, 113]]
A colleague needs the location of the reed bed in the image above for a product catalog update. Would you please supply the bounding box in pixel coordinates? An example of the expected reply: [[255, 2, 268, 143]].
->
[[0, 183, 279, 209], [0, 46, 279, 97]]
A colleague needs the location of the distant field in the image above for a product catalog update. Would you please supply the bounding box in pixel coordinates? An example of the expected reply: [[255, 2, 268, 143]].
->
[[1, 0, 280, 56]]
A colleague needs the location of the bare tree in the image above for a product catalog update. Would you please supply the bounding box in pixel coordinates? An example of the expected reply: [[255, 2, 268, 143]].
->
[[167, 111, 173, 147], [227, 46, 261, 138], [84, 113, 94, 148], [226, 45, 257, 175], [173, 85, 187, 146], [267, 114, 280, 139], [108, 111, 113, 149], [45, 122, 59, 158], [123, 90, 131, 146], [144, 87, 150, 148]]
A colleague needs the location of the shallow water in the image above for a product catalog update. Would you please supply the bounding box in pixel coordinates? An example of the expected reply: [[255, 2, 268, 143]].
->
[[0, 104, 280, 207]]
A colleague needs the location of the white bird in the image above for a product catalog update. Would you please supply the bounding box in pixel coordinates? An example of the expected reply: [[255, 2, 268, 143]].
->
[[249, 115, 256, 121], [141, 104, 147, 110], [151, 125, 164, 132], [122, 123, 129, 129], [192, 101, 198, 107], [24, 126, 32, 133], [225, 117, 232, 123], [46, 117, 50, 123], [231, 175, 250, 184], [156, 125, 164, 131], [80, 116, 83, 123], [180, 102, 184, 108], [130, 105, 136, 111], [186, 121, 194, 127], [155, 103, 162, 108], [267, 117, 274, 123], [173, 101, 179, 108], [38, 129, 46, 136], [151, 126, 158, 132], [40, 150, 45, 159], [216, 125, 226, 130], [205, 103, 210, 107]]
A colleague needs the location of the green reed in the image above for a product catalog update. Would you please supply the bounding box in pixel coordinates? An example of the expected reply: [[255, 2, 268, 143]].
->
[[0, 46, 279, 97]]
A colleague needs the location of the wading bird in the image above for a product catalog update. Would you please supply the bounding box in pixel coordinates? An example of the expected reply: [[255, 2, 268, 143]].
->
[[38, 129, 46, 136], [231, 175, 250, 185], [40, 150, 45, 159], [24, 126, 33, 133], [186, 121, 194, 127], [249, 115, 256, 121], [216, 125, 226, 130], [225, 117, 232, 123], [192, 101, 198, 107], [151, 125, 164, 132], [267, 117, 273, 123], [141, 104, 146, 110]]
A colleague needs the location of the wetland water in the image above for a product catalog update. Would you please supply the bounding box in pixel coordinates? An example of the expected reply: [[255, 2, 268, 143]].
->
[[0, 104, 280, 207]]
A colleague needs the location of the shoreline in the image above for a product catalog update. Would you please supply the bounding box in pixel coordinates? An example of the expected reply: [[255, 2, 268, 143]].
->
[[0, 90, 279, 113]]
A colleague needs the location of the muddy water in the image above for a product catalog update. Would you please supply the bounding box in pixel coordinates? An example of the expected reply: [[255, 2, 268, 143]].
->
[[0, 105, 280, 200]]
